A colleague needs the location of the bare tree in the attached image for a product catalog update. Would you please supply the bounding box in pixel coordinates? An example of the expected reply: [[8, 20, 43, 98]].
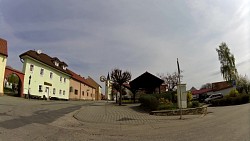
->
[[158, 71, 183, 91], [111, 68, 131, 105], [200, 83, 212, 89]]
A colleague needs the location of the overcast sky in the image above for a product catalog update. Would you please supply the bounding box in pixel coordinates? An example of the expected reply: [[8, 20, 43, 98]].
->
[[0, 0, 249, 91]]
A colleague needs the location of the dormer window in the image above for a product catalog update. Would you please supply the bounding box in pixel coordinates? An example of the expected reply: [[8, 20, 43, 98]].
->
[[63, 65, 67, 70], [55, 61, 59, 66]]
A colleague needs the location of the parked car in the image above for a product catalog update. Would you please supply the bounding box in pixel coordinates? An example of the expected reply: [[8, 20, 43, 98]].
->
[[204, 93, 223, 103]]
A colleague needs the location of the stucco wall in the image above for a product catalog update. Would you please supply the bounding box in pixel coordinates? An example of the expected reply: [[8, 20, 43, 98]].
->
[[69, 79, 80, 100], [207, 87, 234, 96], [69, 79, 96, 100], [0, 55, 7, 95], [22, 57, 70, 99], [80, 84, 95, 100]]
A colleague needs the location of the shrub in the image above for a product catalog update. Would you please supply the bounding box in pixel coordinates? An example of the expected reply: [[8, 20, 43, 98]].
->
[[191, 101, 200, 108], [157, 102, 177, 110], [139, 94, 159, 110], [228, 89, 240, 97], [187, 91, 193, 102], [211, 94, 249, 106]]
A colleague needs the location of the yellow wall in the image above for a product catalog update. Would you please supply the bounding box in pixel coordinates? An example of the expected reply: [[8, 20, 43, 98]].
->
[[22, 57, 70, 99], [0, 55, 7, 95]]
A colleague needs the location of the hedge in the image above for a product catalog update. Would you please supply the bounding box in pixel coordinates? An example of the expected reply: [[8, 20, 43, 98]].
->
[[139, 94, 159, 110], [211, 94, 249, 106]]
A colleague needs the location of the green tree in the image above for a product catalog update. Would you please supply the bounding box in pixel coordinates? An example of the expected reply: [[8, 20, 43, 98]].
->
[[236, 74, 250, 94], [111, 68, 131, 105], [187, 91, 193, 102], [216, 42, 238, 82]]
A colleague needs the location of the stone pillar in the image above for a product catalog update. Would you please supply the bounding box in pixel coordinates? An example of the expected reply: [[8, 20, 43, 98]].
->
[[177, 84, 187, 108]]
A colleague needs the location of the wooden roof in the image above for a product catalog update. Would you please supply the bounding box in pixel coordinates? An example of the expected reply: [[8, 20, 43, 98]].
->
[[129, 71, 164, 90]]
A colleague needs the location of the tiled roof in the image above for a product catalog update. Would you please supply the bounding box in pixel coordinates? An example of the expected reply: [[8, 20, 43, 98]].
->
[[19, 50, 70, 75], [5, 66, 24, 75], [191, 88, 212, 95], [67, 69, 95, 89], [86, 76, 101, 89], [0, 38, 8, 57]]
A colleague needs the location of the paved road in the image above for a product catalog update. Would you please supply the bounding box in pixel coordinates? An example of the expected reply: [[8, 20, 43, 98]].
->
[[0, 96, 249, 141]]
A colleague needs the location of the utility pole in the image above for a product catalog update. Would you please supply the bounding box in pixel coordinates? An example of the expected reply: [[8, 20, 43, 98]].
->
[[177, 58, 182, 119]]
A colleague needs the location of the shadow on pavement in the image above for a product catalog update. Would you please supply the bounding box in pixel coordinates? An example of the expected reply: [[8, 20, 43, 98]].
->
[[0, 105, 82, 129]]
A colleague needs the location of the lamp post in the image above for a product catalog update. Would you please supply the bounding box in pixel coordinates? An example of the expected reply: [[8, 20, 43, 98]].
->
[[100, 75, 108, 115]]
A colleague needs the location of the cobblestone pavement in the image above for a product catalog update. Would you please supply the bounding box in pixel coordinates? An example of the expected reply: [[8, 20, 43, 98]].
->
[[0, 96, 249, 141], [74, 101, 203, 125]]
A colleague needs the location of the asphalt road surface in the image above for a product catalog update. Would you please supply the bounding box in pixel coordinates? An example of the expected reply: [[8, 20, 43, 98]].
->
[[0, 96, 249, 141]]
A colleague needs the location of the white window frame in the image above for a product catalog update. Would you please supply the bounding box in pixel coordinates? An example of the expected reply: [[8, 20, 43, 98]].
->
[[38, 85, 43, 92], [60, 76, 62, 82], [40, 68, 44, 76], [50, 72, 53, 79], [59, 90, 62, 95], [64, 78, 66, 83], [55, 61, 59, 66], [30, 64, 34, 72], [53, 88, 56, 95]]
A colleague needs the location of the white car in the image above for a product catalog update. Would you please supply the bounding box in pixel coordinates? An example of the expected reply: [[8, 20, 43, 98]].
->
[[205, 93, 223, 103]]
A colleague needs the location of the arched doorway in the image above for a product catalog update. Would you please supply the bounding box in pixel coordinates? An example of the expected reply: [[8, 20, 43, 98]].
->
[[4, 66, 24, 97]]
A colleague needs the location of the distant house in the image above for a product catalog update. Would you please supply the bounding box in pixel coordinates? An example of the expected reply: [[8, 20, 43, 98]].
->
[[0, 38, 8, 96], [192, 81, 233, 101], [86, 76, 102, 101], [19, 50, 71, 100], [67, 70, 96, 100]]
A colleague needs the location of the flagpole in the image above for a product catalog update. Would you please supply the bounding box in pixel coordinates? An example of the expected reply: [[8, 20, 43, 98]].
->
[[177, 58, 182, 119]]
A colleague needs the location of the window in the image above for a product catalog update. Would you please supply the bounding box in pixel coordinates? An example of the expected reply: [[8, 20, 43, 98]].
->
[[30, 64, 34, 72], [63, 66, 67, 70], [60, 76, 62, 82], [87, 92, 89, 97], [50, 72, 53, 79], [91, 94, 93, 97], [55, 61, 59, 66], [70, 86, 73, 92], [38, 85, 43, 92], [63, 90, 65, 95], [64, 78, 66, 83], [40, 68, 44, 76], [53, 88, 56, 94], [59, 90, 62, 95], [82, 91, 84, 96], [74, 89, 78, 95]]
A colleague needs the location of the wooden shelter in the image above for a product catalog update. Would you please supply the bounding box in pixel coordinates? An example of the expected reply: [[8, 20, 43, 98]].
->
[[129, 72, 164, 102]]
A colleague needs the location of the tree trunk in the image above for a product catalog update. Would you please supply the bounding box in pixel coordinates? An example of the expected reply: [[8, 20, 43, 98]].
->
[[119, 88, 122, 106]]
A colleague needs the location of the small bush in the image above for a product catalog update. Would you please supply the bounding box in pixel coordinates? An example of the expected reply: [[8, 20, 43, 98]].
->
[[139, 94, 159, 110], [157, 103, 177, 110], [211, 94, 249, 106], [191, 101, 200, 108], [228, 89, 240, 97]]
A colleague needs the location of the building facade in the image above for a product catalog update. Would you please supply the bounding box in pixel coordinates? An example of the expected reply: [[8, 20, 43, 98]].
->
[[20, 50, 71, 100], [0, 38, 8, 96], [68, 70, 96, 100], [86, 76, 102, 100]]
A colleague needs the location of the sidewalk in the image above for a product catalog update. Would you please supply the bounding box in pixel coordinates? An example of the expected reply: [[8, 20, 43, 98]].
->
[[73, 101, 202, 125]]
